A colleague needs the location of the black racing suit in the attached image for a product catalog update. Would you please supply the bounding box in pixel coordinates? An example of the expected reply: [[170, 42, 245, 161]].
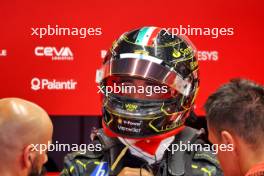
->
[[60, 127, 223, 176]]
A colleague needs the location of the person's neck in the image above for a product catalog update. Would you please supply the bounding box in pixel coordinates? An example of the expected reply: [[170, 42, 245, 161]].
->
[[0, 164, 26, 176], [243, 148, 264, 175], [0, 169, 15, 176]]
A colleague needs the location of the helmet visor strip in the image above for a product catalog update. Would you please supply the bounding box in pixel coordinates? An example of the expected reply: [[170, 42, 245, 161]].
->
[[99, 56, 193, 97]]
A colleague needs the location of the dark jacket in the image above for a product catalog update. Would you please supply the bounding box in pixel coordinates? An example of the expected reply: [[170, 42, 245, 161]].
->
[[60, 127, 223, 176]]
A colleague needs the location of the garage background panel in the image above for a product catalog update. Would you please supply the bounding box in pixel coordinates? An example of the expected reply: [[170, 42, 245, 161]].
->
[[0, 0, 263, 116]]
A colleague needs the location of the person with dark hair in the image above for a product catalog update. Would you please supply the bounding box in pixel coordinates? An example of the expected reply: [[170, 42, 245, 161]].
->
[[204, 79, 264, 176]]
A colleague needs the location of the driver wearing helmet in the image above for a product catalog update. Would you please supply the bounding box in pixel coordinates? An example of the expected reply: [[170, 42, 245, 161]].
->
[[61, 27, 223, 176]]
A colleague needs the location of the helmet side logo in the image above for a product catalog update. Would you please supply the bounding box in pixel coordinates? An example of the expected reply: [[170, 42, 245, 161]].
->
[[134, 50, 149, 55], [125, 104, 138, 112], [172, 48, 181, 58]]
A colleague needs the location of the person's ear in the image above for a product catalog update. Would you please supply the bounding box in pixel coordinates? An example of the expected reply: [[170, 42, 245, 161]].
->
[[221, 131, 237, 156], [23, 144, 35, 169]]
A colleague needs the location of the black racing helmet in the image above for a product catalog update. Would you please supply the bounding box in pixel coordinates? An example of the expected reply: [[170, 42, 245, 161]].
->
[[96, 26, 199, 138]]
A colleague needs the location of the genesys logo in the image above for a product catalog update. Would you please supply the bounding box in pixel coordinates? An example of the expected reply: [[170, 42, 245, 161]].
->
[[100, 50, 219, 61], [34, 46, 74, 61], [197, 51, 218, 61], [31, 77, 77, 91], [0, 49, 7, 57]]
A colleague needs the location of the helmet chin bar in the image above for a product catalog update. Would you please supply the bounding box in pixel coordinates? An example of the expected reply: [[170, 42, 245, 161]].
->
[[97, 57, 193, 96], [102, 94, 190, 138], [103, 106, 188, 138]]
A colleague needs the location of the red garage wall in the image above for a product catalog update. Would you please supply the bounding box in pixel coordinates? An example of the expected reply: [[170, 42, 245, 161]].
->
[[0, 0, 263, 116]]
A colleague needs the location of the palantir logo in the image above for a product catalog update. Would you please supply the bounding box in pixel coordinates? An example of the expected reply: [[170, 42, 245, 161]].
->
[[31, 77, 77, 91], [0, 49, 7, 57], [31, 78, 41, 90], [34, 46, 74, 61]]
